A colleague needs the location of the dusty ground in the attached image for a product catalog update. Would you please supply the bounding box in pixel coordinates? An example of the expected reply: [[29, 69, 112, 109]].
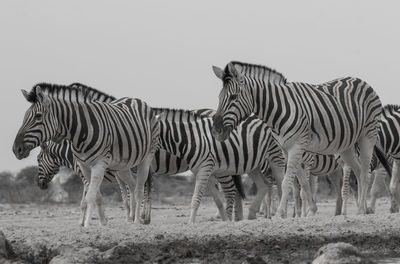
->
[[1, 197, 400, 264]]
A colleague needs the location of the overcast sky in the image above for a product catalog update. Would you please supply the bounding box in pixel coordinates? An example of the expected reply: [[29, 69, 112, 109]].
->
[[1, 0, 399, 173]]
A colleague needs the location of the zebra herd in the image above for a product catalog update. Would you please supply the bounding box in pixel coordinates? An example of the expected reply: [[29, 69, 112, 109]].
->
[[11, 61, 400, 227]]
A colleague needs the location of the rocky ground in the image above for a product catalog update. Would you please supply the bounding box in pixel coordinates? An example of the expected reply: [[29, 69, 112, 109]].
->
[[1, 197, 400, 264]]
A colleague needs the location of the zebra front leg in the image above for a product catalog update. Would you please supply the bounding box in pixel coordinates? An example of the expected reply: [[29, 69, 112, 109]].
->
[[142, 172, 153, 225], [247, 169, 268, 220], [135, 154, 154, 224], [233, 190, 243, 221], [189, 162, 214, 224], [389, 160, 400, 213], [207, 176, 228, 221], [292, 177, 301, 217], [116, 169, 137, 222], [294, 165, 316, 217], [217, 175, 237, 220], [327, 169, 343, 216], [356, 137, 376, 214], [264, 182, 273, 219], [276, 145, 303, 219], [79, 184, 88, 226], [95, 190, 107, 226], [83, 160, 108, 227], [116, 176, 131, 222]]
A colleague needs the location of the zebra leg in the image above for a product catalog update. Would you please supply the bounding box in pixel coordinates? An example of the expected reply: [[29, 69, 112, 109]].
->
[[189, 162, 214, 224], [296, 166, 317, 217], [357, 137, 376, 214], [115, 170, 137, 222], [389, 160, 400, 213], [79, 184, 88, 226], [83, 160, 108, 227], [368, 169, 381, 214], [276, 146, 304, 219], [233, 191, 243, 221], [217, 175, 237, 221], [310, 175, 318, 204], [264, 181, 273, 219], [142, 172, 153, 225], [247, 170, 268, 220], [327, 169, 343, 216], [134, 154, 154, 224], [207, 176, 228, 221], [95, 190, 107, 226], [116, 176, 130, 222], [341, 165, 352, 215], [292, 177, 301, 217]]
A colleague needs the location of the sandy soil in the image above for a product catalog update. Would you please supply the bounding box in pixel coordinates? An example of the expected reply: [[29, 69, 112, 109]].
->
[[1, 197, 400, 264]]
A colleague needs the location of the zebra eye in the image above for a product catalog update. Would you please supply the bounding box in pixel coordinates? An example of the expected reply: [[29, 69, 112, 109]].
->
[[35, 113, 43, 120], [229, 94, 238, 101]]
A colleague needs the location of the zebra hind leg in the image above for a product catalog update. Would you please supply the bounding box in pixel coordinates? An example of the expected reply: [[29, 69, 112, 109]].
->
[[247, 169, 268, 220], [389, 160, 400, 213], [189, 162, 214, 224], [207, 176, 228, 221], [117, 169, 137, 223]]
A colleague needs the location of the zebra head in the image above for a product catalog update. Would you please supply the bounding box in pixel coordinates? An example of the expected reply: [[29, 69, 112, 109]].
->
[[13, 85, 60, 160], [37, 142, 62, 190], [211, 62, 253, 141]]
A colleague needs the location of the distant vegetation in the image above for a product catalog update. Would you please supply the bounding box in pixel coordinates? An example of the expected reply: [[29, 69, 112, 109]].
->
[[0, 165, 349, 205]]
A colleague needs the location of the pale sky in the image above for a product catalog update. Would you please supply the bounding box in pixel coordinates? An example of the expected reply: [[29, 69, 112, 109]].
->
[[1, 0, 399, 173]]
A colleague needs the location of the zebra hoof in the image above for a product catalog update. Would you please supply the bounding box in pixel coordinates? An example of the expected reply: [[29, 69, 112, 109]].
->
[[142, 219, 151, 225]]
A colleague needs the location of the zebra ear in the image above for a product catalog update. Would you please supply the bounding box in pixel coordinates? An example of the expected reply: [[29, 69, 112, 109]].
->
[[227, 63, 243, 81], [212, 66, 224, 80], [21, 89, 29, 101], [36, 86, 51, 106]]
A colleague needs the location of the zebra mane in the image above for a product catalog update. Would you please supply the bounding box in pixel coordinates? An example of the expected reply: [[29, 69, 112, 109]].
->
[[384, 104, 400, 112], [152, 107, 208, 120], [226, 61, 287, 84], [24, 82, 116, 103]]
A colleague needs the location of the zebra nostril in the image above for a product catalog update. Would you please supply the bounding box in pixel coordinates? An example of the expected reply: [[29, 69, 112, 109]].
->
[[17, 146, 23, 155]]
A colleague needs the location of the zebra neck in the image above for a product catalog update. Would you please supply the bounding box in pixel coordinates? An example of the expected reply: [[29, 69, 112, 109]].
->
[[252, 81, 291, 135]]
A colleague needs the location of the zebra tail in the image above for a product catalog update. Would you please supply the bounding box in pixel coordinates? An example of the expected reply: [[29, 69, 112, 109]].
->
[[232, 175, 246, 200], [374, 145, 392, 178]]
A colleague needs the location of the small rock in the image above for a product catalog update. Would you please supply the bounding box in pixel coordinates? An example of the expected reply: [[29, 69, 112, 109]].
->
[[313, 242, 376, 264], [297, 228, 305, 232]]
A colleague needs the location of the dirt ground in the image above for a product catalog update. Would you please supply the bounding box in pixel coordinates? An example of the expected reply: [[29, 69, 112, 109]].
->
[[1, 197, 400, 264]]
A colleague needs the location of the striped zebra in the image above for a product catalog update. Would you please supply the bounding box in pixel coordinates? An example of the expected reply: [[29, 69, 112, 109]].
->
[[153, 108, 286, 223], [13, 84, 160, 227], [371, 104, 400, 213], [211, 61, 391, 216], [37, 140, 154, 224]]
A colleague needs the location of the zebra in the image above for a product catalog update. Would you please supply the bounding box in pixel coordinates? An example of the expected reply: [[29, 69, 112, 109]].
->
[[36, 140, 154, 224], [13, 83, 160, 227], [152, 108, 286, 223], [375, 104, 400, 213], [211, 61, 391, 217]]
